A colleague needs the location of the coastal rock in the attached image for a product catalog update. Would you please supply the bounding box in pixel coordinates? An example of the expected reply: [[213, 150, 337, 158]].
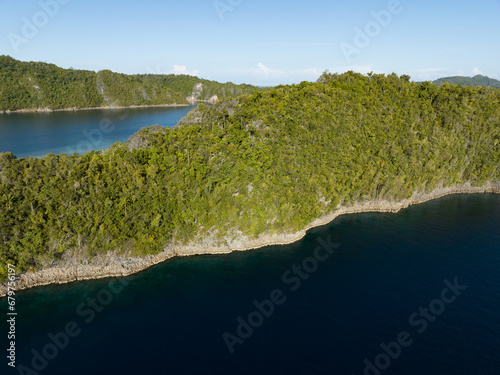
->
[[187, 83, 204, 104], [127, 124, 165, 151], [176, 107, 203, 128], [208, 95, 219, 104], [1, 182, 499, 297]]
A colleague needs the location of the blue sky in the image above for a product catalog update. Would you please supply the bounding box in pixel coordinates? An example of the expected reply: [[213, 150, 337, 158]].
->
[[1, 0, 499, 85]]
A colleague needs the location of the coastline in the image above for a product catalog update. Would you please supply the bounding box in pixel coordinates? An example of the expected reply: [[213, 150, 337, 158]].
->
[[1, 103, 190, 115], [1, 182, 499, 297]]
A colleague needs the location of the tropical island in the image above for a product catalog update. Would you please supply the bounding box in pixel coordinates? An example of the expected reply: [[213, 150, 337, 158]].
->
[[1, 69, 499, 294], [432, 75, 500, 89], [0, 55, 264, 112]]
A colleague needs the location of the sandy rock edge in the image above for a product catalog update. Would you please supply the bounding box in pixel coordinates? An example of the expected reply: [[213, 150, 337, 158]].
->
[[1, 182, 499, 297]]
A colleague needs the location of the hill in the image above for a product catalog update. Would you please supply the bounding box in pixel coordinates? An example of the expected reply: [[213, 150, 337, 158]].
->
[[432, 75, 500, 89], [0, 55, 264, 111], [1, 71, 499, 280]]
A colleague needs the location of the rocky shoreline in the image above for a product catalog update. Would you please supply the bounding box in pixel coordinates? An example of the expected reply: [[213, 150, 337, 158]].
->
[[1, 103, 190, 115], [1, 182, 499, 297]]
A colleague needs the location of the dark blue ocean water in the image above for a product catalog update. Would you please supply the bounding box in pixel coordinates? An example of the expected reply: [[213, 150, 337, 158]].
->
[[0, 106, 194, 158], [1, 193, 500, 375]]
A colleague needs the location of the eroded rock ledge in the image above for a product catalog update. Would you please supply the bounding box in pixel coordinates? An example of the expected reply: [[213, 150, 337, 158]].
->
[[1, 182, 499, 297]]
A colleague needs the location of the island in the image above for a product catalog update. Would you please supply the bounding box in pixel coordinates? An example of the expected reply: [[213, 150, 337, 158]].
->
[[0, 55, 263, 113], [1, 70, 499, 295]]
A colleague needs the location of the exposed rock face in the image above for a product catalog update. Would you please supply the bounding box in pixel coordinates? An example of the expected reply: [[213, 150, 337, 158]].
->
[[126, 124, 165, 151], [176, 107, 203, 128], [219, 98, 238, 115], [176, 97, 235, 129], [96, 73, 113, 106], [1, 182, 499, 297], [138, 87, 151, 101], [187, 83, 204, 104], [316, 71, 330, 84], [96, 74, 106, 95]]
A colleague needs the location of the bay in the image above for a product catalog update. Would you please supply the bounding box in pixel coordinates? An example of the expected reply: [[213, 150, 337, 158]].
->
[[1, 194, 500, 374], [0, 106, 194, 158]]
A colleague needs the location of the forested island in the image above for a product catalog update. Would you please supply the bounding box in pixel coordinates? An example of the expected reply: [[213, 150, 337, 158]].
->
[[432, 75, 500, 89], [0, 55, 263, 111], [1, 71, 499, 289]]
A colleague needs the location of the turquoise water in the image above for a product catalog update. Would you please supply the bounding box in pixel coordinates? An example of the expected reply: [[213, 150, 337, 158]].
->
[[1, 193, 499, 374], [0, 106, 194, 158]]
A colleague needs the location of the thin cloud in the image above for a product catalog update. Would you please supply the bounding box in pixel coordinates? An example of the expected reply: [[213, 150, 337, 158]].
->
[[472, 67, 498, 78], [472, 67, 485, 76], [263, 42, 340, 47], [145, 64, 200, 76], [171, 65, 200, 76], [251, 62, 284, 77]]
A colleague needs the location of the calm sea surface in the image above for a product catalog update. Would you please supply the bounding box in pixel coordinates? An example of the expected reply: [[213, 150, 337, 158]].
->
[[1, 193, 499, 375], [0, 106, 194, 158]]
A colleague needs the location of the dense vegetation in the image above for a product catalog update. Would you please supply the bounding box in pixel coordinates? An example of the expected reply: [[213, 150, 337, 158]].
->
[[1, 72, 499, 280], [0, 55, 263, 111], [433, 75, 500, 89]]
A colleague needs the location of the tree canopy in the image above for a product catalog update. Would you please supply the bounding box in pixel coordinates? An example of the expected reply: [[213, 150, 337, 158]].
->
[[0, 55, 265, 111], [1, 71, 499, 280]]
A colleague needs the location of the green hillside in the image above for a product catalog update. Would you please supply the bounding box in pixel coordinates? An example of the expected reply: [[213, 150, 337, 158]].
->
[[433, 75, 500, 89], [0, 55, 264, 111], [1, 71, 499, 279]]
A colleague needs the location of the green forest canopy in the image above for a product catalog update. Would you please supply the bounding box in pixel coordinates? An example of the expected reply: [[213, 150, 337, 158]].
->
[[0, 55, 265, 111], [1, 71, 499, 280], [432, 75, 500, 89]]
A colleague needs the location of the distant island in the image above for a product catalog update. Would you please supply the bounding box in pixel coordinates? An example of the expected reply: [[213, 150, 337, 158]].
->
[[432, 75, 500, 89], [1, 70, 499, 294], [0, 55, 265, 112], [3, 55, 500, 113]]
